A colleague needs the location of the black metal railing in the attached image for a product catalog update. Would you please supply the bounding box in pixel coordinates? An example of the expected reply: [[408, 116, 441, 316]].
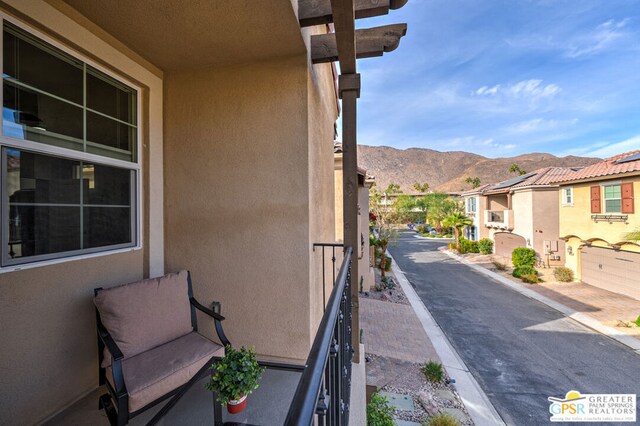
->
[[285, 246, 353, 426], [312, 243, 344, 308]]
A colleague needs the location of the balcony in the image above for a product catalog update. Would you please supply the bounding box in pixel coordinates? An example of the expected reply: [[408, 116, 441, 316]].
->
[[48, 247, 358, 426], [485, 210, 514, 230]]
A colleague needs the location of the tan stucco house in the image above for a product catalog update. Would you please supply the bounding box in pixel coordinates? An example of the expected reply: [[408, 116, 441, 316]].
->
[[554, 151, 640, 300], [0, 1, 408, 424], [463, 168, 577, 264]]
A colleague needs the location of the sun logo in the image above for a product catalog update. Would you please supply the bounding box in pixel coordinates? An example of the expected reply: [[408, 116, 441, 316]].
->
[[548, 390, 586, 416]]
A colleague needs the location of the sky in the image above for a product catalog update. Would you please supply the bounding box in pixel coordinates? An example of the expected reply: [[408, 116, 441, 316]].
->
[[347, 0, 640, 158]]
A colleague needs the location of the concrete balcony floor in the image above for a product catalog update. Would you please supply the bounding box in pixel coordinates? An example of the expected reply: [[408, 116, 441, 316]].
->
[[45, 368, 302, 426]]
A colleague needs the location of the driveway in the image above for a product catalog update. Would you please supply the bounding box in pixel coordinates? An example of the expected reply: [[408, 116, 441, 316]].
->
[[388, 230, 640, 425]]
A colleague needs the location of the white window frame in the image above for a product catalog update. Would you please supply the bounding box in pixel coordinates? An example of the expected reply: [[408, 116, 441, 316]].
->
[[466, 197, 477, 214], [562, 187, 573, 206], [0, 15, 142, 273], [603, 181, 622, 214]]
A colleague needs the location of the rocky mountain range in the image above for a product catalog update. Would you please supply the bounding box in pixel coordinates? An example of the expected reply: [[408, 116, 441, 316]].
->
[[357, 145, 601, 193]]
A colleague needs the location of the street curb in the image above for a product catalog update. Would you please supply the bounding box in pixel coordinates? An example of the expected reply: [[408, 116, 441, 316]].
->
[[441, 248, 640, 355], [386, 251, 507, 426]]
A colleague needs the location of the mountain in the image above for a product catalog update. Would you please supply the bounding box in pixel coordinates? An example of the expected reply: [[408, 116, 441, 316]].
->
[[357, 145, 601, 193]]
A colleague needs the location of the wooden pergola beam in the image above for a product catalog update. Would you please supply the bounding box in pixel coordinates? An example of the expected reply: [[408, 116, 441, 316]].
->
[[311, 24, 407, 64], [299, 0, 409, 27]]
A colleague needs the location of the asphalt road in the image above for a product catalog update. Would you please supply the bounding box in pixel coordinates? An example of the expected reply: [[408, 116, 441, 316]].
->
[[388, 230, 640, 426]]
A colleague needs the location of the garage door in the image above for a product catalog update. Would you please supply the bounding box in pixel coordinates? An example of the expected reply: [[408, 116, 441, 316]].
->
[[495, 233, 526, 258], [581, 246, 640, 300]]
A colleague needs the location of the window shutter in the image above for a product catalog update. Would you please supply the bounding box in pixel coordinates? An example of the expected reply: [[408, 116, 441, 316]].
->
[[622, 182, 634, 214], [590, 186, 601, 213]]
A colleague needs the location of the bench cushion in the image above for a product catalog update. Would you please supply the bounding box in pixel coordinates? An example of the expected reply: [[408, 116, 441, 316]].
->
[[107, 332, 225, 412], [94, 270, 193, 361]]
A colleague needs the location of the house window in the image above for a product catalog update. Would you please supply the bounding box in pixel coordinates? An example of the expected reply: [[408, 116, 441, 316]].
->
[[603, 184, 622, 213], [465, 225, 477, 241], [562, 187, 573, 206], [466, 197, 477, 213], [1, 21, 139, 267]]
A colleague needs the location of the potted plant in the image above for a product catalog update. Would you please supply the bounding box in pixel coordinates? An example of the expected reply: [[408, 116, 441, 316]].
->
[[205, 345, 265, 414]]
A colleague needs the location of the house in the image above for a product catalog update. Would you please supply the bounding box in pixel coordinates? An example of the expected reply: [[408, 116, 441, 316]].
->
[[462, 168, 577, 264], [461, 184, 491, 241], [554, 151, 640, 300], [0, 1, 408, 424]]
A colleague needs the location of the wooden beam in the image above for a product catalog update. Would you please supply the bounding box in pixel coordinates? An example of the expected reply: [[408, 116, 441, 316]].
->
[[311, 24, 407, 64], [330, 0, 356, 74], [299, 0, 409, 27]]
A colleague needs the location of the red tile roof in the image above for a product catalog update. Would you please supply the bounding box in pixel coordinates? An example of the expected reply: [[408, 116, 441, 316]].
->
[[553, 150, 640, 183], [482, 167, 578, 194]]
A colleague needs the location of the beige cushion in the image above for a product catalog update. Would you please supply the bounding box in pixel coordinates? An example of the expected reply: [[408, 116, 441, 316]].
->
[[107, 332, 224, 413], [95, 270, 193, 362]]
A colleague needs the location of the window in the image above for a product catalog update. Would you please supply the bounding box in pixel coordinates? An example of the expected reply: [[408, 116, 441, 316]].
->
[[562, 187, 573, 206], [1, 21, 139, 267], [466, 197, 477, 213], [465, 226, 477, 241], [604, 184, 622, 213]]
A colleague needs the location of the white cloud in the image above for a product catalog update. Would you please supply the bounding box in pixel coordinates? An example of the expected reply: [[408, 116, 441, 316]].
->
[[566, 19, 631, 58], [473, 79, 561, 100], [559, 135, 640, 158], [505, 118, 578, 135]]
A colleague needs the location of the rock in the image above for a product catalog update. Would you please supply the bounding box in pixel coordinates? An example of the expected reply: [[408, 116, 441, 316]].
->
[[381, 294, 388, 301], [417, 390, 439, 416], [434, 389, 457, 404]]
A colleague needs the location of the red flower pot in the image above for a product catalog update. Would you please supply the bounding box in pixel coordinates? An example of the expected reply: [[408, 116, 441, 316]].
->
[[227, 395, 247, 414]]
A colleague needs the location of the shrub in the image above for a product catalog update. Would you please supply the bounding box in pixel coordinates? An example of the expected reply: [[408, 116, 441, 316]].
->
[[512, 247, 536, 269], [448, 243, 455, 250], [478, 238, 494, 255], [367, 393, 395, 426], [512, 266, 537, 278], [634, 315, 640, 328], [421, 360, 444, 383], [416, 225, 428, 234], [205, 345, 265, 405], [424, 412, 460, 426], [384, 255, 392, 271], [521, 273, 541, 284], [370, 235, 378, 248], [553, 267, 574, 282], [492, 261, 507, 271], [459, 238, 479, 254]]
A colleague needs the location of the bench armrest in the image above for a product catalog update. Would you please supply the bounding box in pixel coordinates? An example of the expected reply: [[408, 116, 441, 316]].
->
[[190, 297, 231, 347], [97, 322, 127, 396]]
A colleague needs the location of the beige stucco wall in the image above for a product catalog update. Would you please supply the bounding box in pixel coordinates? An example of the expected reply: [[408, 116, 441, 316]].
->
[[164, 52, 337, 362], [487, 193, 509, 210], [510, 190, 534, 247], [560, 177, 640, 278], [359, 182, 374, 291], [335, 153, 344, 241], [0, 2, 164, 424]]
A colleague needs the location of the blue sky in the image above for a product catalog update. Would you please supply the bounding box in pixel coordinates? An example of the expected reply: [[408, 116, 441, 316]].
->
[[349, 0, 640, 158]]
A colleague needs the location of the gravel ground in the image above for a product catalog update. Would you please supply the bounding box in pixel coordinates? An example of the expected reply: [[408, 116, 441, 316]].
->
[[359, 269, 410, 305]]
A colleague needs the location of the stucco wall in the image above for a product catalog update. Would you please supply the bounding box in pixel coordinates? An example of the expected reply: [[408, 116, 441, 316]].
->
[[488, 194, 509, 211], [359, 183, 374, 291], [163, 53, 335, 362], [511, 190, 534, 247], [0, 2, 163, 424], [335, 154, 344, 242]]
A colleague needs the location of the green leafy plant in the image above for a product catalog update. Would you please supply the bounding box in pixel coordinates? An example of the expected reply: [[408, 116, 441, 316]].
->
[[617, 320, 632, 328], [512, 247, 536, 269], [634, 315, 640, 328], [367, 393, 396, 426], [424, 412, 460, 426], [384, 255, 393, 272], [478, 238, 494, 255], [553, 267, 574, 282], [416, 225, 428, 234], [492, 261, 507, 271], [521, 273, 541, 284], [459, 237, 479, 254], [512, 266, 538, 278], [205, 345, 265, 405], [421, 360, 444, 383], [443, 213, 473, 251]]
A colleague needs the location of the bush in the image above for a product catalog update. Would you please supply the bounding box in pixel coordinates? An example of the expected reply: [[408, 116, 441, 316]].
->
[[521, 273, 541, 284], [416, 225, 428, 234], [384, 255, 392, 271], [421, 360, 444, 383], [512, 266, 537, 278], [512, 247, 536, 269], [459, 238, 479, 254], [553, 267, 574, 282], [424, 412, 460, 426], [492, 261, 507, 271], [367, 393, 395, 426], [448, 243, 455, 250], [478, 238, 494, 255]]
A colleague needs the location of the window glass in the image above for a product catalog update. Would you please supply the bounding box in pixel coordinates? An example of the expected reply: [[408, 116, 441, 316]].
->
[[564, 188, 572, 204], [86, 111, 135, 160], [86, 68, 136, 125], [4, 148, 134, 265], [604, 184, 621, 213]]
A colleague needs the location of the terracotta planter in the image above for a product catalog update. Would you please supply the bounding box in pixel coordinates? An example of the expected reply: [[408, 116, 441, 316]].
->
[[227, 395, 247, 414]]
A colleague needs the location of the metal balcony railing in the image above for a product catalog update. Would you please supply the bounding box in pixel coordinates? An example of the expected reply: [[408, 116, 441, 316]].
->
[[285, 246, 353, 426]]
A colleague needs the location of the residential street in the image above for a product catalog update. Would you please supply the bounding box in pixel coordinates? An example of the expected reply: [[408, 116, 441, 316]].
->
[[388, 230, 640, 426]]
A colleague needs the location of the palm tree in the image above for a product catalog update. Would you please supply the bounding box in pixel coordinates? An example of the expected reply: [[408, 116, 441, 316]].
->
[[443, 212, 473, 251], [509, 163, 527, 175], [413, 182, 430, 193], [625, 229, 640, 241], [465, 177, 481, 188]]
